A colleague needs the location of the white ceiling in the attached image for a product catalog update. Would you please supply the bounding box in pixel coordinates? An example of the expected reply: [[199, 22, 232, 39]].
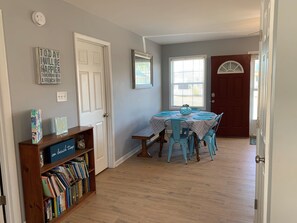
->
[[63, 0, 260, 45]]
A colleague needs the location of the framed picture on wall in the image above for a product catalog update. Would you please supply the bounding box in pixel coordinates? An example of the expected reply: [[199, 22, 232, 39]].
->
[[131, 50, 153, 89], [35, 47, 61, 84]]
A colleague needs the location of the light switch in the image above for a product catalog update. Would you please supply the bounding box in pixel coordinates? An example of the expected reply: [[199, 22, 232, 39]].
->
[[57, 91, 67, 102]]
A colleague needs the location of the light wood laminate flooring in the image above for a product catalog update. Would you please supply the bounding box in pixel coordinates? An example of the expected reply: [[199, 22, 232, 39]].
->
[[63, 137, 255, 223]]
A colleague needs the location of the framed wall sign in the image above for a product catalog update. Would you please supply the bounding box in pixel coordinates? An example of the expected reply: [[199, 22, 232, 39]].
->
[[131, 50, 153, 89], [35, 47, 61, 84]]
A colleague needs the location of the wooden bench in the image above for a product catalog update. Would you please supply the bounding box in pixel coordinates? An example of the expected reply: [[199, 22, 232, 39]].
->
[[132, 127, 159, 158]]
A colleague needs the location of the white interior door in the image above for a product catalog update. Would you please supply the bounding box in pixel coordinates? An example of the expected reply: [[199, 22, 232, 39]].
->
[[254, 0, 274, 222], [75, 36, 108, 175]]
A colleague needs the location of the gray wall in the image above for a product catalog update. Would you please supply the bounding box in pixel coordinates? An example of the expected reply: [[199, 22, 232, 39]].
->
[[0, 0, 161, 158], [161, 36, 259, 111], [0, 0, 161, 220], [269, 0, 297, 222]]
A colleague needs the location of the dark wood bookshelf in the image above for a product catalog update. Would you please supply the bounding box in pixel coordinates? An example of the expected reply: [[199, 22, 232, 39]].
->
[[19, 126, 96, 223]]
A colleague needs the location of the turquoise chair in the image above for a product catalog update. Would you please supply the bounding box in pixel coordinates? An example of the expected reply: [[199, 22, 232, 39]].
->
[[212, 112, 224, 151], [204, 112, 224, 154], [189, 113, 223, 160], [165, 118, 194, 164]]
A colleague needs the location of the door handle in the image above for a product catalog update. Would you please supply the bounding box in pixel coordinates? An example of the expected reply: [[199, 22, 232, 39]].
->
[[103, 113, 109, 118], [211, 100, 215, 103], [255, 155, 265, 163]]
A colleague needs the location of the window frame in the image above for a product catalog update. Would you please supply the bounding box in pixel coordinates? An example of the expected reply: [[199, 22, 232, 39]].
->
[[169, 55, 207, 110]]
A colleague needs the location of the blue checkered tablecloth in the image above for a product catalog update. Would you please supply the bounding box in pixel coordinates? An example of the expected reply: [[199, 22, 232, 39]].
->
[[150, 111, 217, 140]]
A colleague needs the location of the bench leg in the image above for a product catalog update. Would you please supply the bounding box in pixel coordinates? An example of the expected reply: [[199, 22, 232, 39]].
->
[[137, 139, 152, 158]]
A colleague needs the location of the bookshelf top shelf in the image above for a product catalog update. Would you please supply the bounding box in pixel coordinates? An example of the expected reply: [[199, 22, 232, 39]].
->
[[19, 126, 93, 148]]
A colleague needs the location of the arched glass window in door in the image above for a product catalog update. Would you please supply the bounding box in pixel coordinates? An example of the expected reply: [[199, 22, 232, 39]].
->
[[217, 60, 244, 74]]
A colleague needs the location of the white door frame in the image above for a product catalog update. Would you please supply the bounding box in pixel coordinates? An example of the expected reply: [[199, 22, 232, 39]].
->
[[0, 9, 22, 223], [74, 33, 115, 168]]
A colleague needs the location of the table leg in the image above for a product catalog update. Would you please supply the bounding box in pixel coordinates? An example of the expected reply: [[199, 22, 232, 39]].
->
[[158, 129, 165, 157], [193, 133, 200, 162], [137, 139, 152, 158]]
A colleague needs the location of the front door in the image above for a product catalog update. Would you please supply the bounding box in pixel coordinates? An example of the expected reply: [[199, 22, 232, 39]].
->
[[75, 35, 108, 175], [211, 54, 251, 137]]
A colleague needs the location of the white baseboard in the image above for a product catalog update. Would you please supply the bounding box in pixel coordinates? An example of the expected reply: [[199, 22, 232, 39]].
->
[[114, 145, 141, 167]]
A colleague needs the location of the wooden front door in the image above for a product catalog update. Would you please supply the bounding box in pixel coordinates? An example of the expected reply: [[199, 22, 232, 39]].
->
[[211, 54, 251, 137]]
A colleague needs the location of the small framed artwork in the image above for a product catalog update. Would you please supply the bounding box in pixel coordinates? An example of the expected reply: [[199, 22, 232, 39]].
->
[[55, 116, 68, 135], [131, 50, 153, 89], [35, 47, 61, 84]]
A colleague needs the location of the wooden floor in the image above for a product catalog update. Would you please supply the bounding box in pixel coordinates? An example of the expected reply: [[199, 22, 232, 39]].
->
[[63, 138, 256, 223]]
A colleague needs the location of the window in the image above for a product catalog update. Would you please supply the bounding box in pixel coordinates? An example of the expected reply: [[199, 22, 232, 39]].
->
[[169, 55, 207, 109], [217, 60, 244, 74], [251, 55, 259, 120]]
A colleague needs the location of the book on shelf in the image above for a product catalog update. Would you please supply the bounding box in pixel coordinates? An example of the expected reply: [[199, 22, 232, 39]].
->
[[41, 176, 55, 198], [47, 174, 62, 217], [48, 174, 61, 197], [84, 153, 89, 168], [64, 164, 77, 182], [71, 161, 83, 179], [82, 177, 90, 194], [52, 197, 58, 218], [72, 158, 89, 178], [54, 175, 67, 212], [31, 109, 43, 144], [55, 172, 71, 208], [44, 199, 52, 222], [42, 154, 91, 221], [51, 166, 73, 185]]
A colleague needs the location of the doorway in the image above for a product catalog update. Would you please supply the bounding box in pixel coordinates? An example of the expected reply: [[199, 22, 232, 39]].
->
[[74, 33, 115, 174], [0, 9, 22, 222], [211, 54, 251, 137]]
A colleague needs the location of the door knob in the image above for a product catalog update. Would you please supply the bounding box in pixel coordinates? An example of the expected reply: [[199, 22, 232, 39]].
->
[[103, 113, 109, 118], [211, 100, 215, 103], [255, 155, 265, 163]]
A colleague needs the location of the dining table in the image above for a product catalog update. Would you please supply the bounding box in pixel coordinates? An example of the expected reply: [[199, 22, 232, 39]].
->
[[149, 110, 217, 161]]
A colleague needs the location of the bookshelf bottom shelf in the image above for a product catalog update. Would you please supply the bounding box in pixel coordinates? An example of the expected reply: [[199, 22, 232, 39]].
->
[[49, 191, 96, 223]]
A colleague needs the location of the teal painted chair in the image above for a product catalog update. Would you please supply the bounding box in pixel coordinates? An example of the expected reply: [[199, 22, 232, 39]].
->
[[190, 113, 224, 160], [212, 112, 224, 151], [165, 118, 194, 164], [204, 112, 224, 154]]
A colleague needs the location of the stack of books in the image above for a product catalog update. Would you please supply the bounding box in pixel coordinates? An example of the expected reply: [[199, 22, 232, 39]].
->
[[41, 154, 90, 221]]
